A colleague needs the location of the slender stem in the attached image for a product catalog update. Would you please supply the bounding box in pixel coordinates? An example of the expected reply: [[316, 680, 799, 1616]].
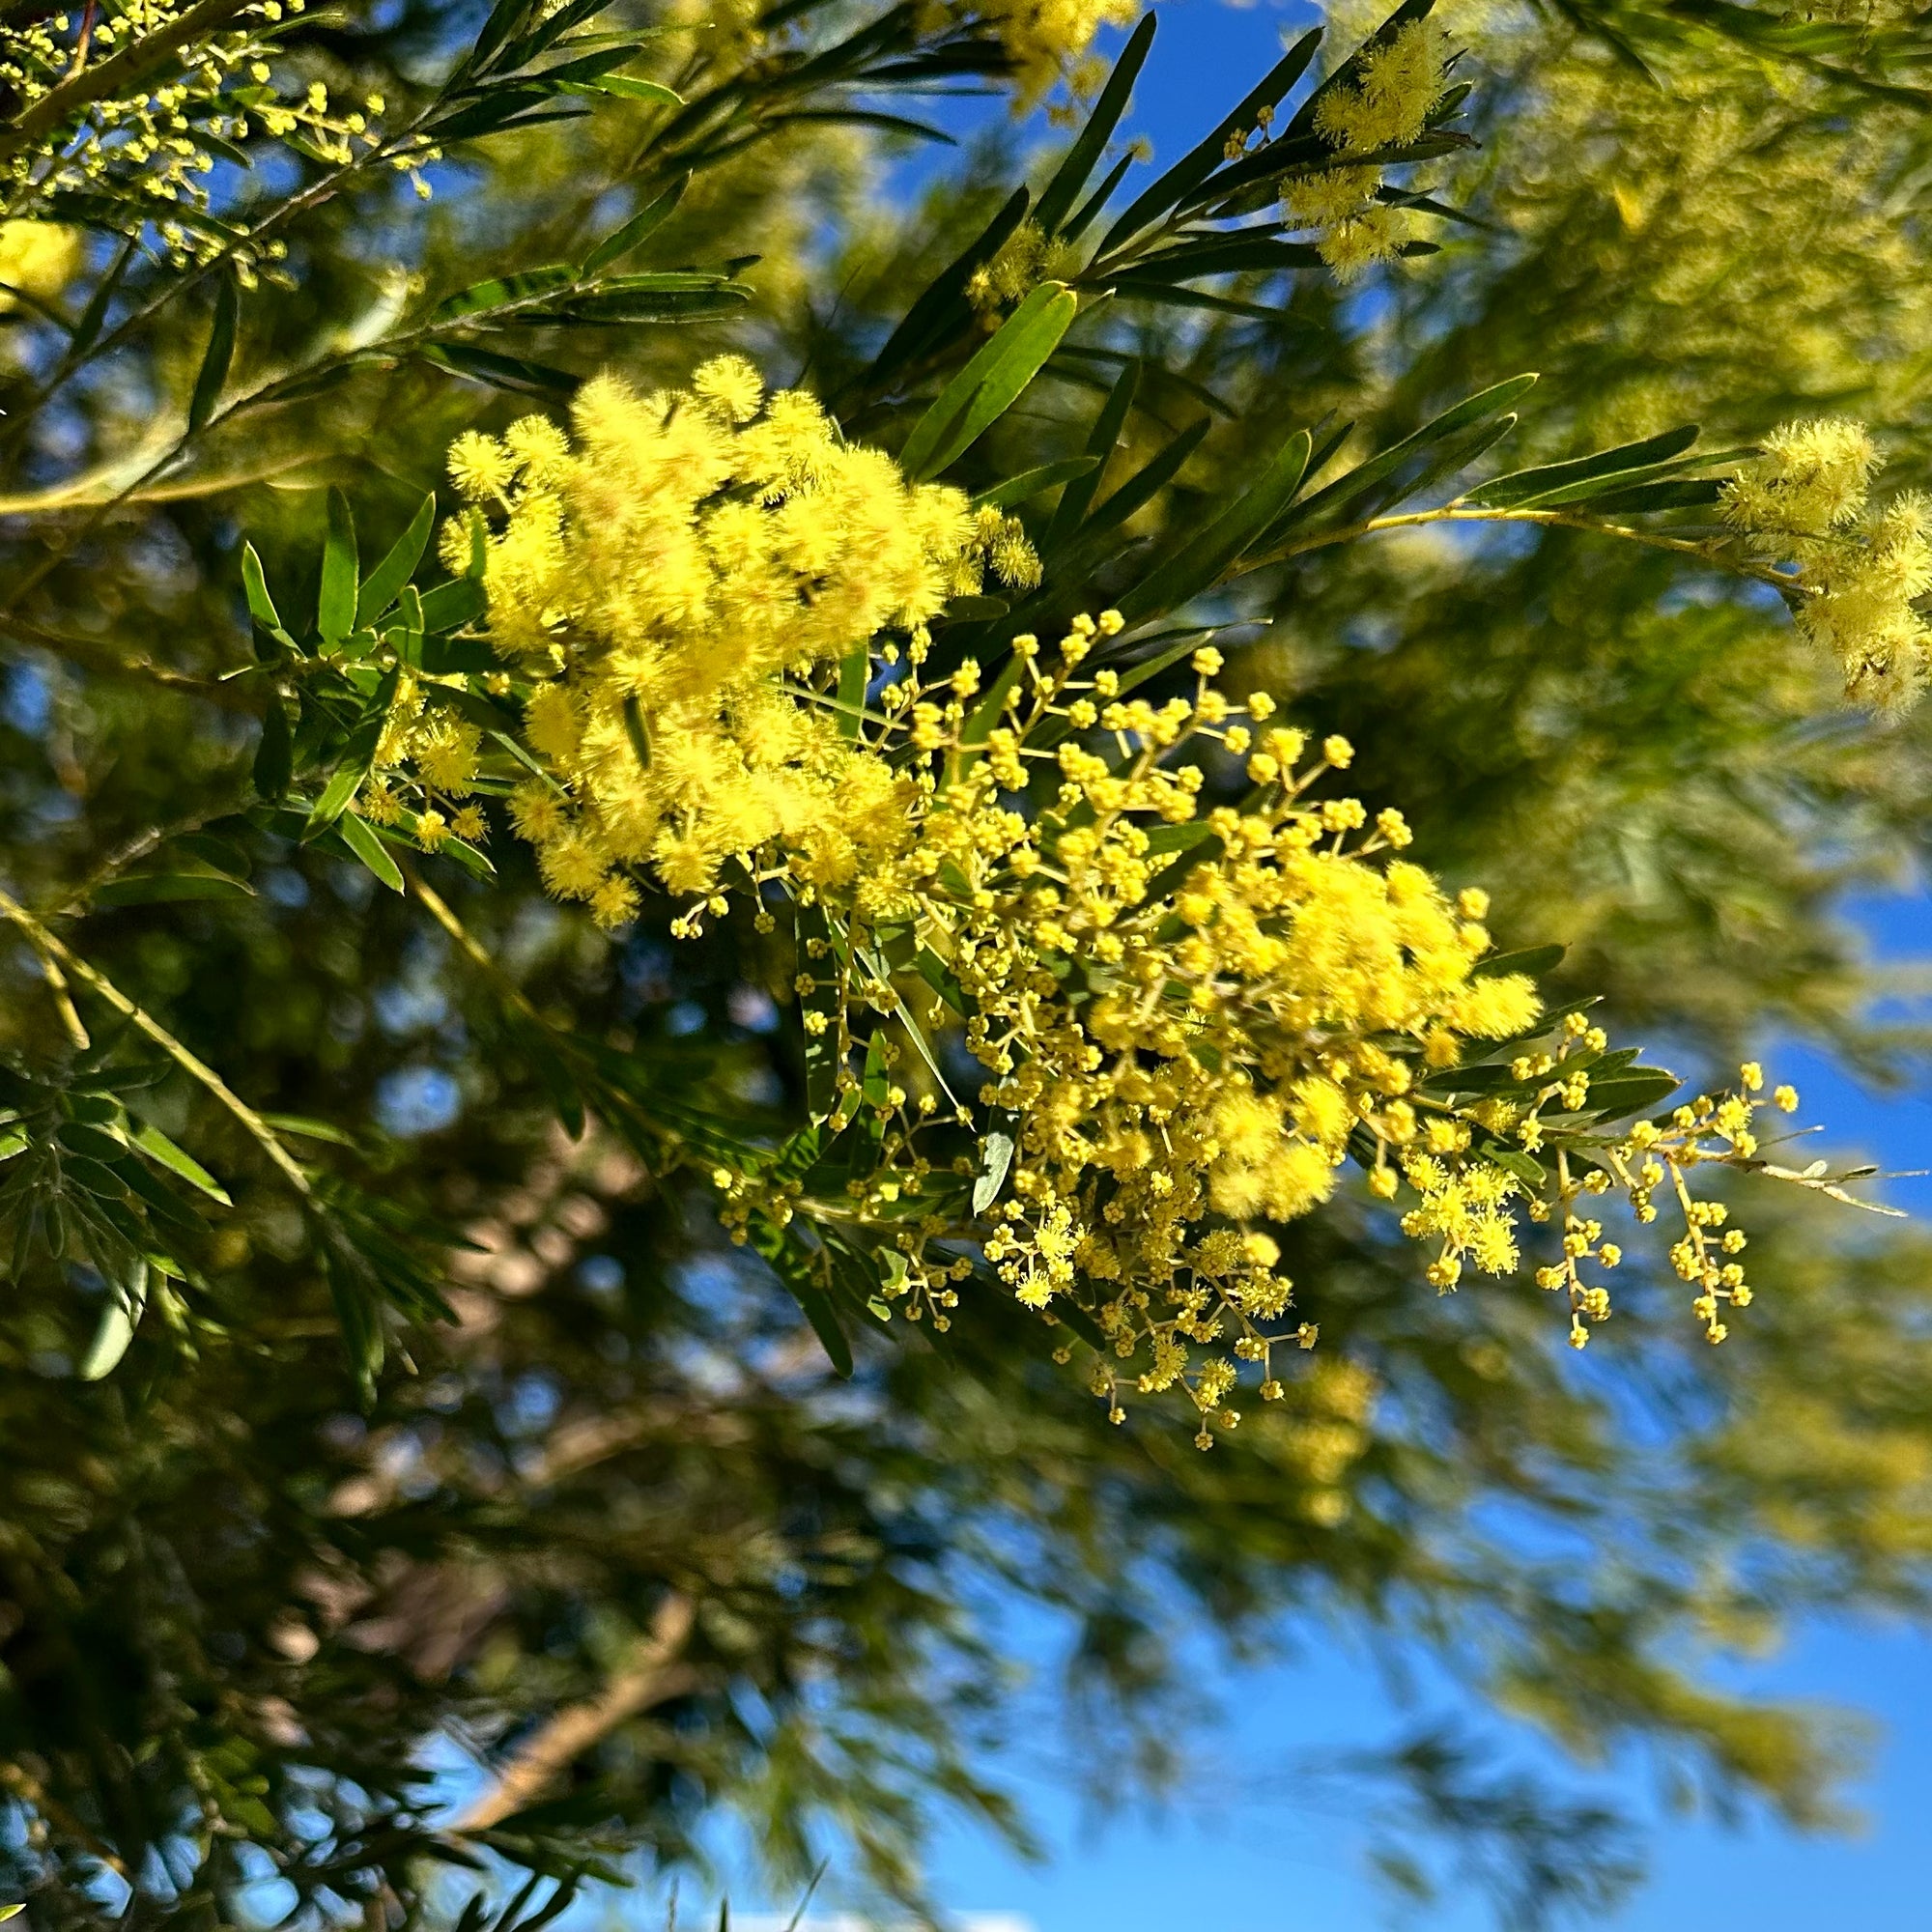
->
[[406, 866, 551, 1035], [1261, 502, 1798, 591], [0, 884, 312, 1198], [453, 1592, 697, 1833]]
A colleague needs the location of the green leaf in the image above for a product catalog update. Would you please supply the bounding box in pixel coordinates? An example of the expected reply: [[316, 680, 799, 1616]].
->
[[1045, 357, 1138, 550], [864, 185, 1030, 387], [433, 264, 575, 323], [914, 946, 967, 1014], [1585, 1067, 1683, 1122], [319, 488, 359, 645], [837, 644, 867, 742], [1476, 942, 1566, 980], [972, 456, 1099, 511], [304, 668, 399, 837], [554, 271, 753, 324], [797, 903, 844, 1123], [1063, 150, 1138, 244], [1281, 374, 1539, 530], [78, 1260, 148, 1380], [1116, 427, 1311, 622], [337, 811, 405, 894], [1097, 27, 1323, 254], [356, 497, 437, 626], [582, 173, 688, 274], [1034, 14, 1156, 237], [900, 282, 1080, 482], [1580, 476, 1726, 514], [972, 1128, 1013, 1215], [242, 541, 282, 632], [752, 1219, 854, 1378], [187, 272, 238, 433], [417, 576, 489, 636], [92, 870, 254, 906], [253, 692, 294, 801], [546, 72, 680, 103], [132, 1122, 232, 1204], [419, 342, 580, 397], [260, 1112, 360, 1147], [1468, 426, 1702, 508]]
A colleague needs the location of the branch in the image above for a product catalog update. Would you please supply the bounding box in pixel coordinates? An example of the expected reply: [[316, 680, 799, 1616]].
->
[[1262, 502, 1798, 592], [1, 611, 252, 704], [453, 1592, 698, 1832], [0, 884, 313, 1199]]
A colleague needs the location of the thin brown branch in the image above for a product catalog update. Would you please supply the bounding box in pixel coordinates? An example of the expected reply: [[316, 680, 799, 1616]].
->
[[454, 1592, 699, 1832]]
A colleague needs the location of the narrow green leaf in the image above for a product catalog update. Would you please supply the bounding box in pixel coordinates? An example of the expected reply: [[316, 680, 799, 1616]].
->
[[797, 903, 844, 1123], [419, 341, 580, 397], [356, 497, 437, 625], [1034, 14, 1156, 237], [864, 185, 1030, 387], [836, 645, 867, 742], [972, 1128, 1014, 1215], [417, 576, 489, 635], [1046, 357, 1138, 550], [241, 541, 282, 631], [582, 173, 688, 274], [187, 273, 238, 433], [753, 1219, 854, 1378], [304, 668, 398, 837], [132, 1122, 232, 1204], [319, 488, 359, 644], [337, 811, 405, 893], [1116, 427, 1311, 622], [78, 1260, 148, 1380], [972, 456, 1098, 511], [1062, 150, 1137, 244], [1468, 425, 1703, 508], [1579, 476, 1725, 514], [1475, 942, 1566, 980], [547, 72, 680, 103], [92, 871, 254, 906], [260, 1112, 360, 1147], [1097, 27, 1323, 254], [899, 282, 1080, 481], [432, 264, 575, 323], [1283, 374, 1539, 529]]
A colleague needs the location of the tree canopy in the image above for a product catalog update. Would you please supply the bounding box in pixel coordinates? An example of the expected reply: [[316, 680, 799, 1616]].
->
[[3, 0, 1932, 1927]]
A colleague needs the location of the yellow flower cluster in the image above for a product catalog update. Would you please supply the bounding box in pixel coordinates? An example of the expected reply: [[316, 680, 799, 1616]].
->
[[833, 639, 1546, 1438], [967, 221, 1084, 314], [0, 219, 79, 314], [1406, 1022, 1799, 1351], [971, 0, 1143, 107], [358, 680, 492, 858], [1281, 19, 1450, 283], [453, 359, 1038, 928], [442, 360, 1788, 1439], [1722, 418, 1931, 711]]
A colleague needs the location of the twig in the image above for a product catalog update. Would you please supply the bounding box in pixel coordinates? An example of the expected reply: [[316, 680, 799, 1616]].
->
[[453, 1592, 698, 1832], [0, 884, 312, 1198]]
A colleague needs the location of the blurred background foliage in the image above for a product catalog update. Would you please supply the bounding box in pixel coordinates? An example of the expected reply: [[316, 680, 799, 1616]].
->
[[5, 0, 1932, 1927]]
